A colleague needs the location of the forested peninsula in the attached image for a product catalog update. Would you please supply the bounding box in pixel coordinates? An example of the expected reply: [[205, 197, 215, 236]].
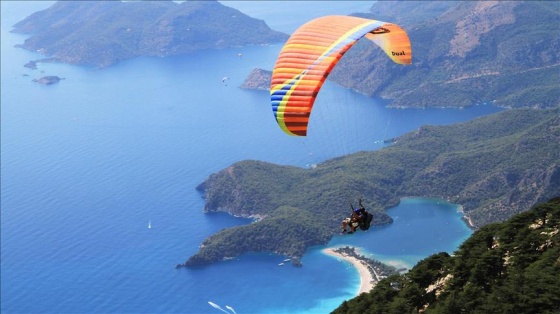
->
[[333, 197, 560, 313], [184, 108, 560, 267], [11, 0, 288, 68]]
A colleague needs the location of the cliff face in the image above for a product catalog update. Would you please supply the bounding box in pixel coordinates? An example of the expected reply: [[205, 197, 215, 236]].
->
[[329, 1, 559, 109], [12, 0, 288, 68]]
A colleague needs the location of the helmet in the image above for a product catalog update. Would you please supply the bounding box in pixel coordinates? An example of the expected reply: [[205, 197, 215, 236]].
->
[[354, 208, 361, 213]]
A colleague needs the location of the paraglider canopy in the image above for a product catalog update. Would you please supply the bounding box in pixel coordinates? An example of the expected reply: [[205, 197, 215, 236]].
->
[[270, 15, 412, 136]]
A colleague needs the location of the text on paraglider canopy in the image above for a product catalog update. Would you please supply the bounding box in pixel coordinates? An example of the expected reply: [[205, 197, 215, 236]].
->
[[392, 51, 406, 56]]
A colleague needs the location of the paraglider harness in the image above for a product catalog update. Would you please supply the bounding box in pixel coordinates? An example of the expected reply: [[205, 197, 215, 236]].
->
[[350, 199, 373, 231]]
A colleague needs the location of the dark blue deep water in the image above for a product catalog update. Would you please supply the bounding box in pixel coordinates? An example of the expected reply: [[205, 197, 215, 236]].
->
[[2, 2, 501, 313]]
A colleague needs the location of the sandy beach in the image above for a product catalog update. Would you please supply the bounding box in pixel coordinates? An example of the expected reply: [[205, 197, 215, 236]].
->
[[323, 248, 375, 295]]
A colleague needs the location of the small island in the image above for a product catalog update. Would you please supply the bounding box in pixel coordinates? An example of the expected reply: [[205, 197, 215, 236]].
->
[[23, 57, 63, 71], [240, 68, 272, 91], [33, 76, 63, 85], [24, 60, 37, 70]]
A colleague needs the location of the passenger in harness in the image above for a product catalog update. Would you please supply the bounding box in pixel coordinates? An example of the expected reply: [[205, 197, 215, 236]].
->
[[341, 199, 373, 234], [341, 210, 361, 234]]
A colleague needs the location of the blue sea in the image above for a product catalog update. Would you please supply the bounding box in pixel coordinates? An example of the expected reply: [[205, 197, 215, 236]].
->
[[2, 2, 502, 313]]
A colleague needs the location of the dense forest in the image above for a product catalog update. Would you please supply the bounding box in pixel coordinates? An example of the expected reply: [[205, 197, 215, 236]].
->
[[185, 108, 559, 266], [333, 197, 560, 313]]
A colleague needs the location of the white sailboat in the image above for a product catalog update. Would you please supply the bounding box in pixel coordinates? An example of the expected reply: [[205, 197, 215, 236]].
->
[[148, 220, 152, 229]]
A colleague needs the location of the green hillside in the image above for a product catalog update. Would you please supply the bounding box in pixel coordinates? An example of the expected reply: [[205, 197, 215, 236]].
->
[[11, 0, 288, 68], [184, 108, 559, 266], [333, 197, 560, 313], [330, 1, 560, 109]]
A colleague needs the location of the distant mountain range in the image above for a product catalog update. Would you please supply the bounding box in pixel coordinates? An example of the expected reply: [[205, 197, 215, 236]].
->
[[11, 0, 288, 68], [333, 197, 560, 313], [185, 108, 560, 266], [329, 1, 560, 109]]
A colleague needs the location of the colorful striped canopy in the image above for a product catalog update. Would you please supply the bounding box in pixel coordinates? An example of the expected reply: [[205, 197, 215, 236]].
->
[[270, 15, 412, 136]]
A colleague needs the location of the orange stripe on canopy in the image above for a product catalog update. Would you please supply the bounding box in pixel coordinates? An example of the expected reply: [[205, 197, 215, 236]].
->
[[270, 15, 412, 136]]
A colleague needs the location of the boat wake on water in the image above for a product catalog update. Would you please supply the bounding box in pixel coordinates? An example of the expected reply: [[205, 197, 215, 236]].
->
[[208, 301, 237, 314]]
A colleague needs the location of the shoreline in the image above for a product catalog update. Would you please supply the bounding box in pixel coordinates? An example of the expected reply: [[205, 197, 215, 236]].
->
[[457, 204, 476, 229], [323, 248, 376, 295], [398, 197, 475, 230]]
